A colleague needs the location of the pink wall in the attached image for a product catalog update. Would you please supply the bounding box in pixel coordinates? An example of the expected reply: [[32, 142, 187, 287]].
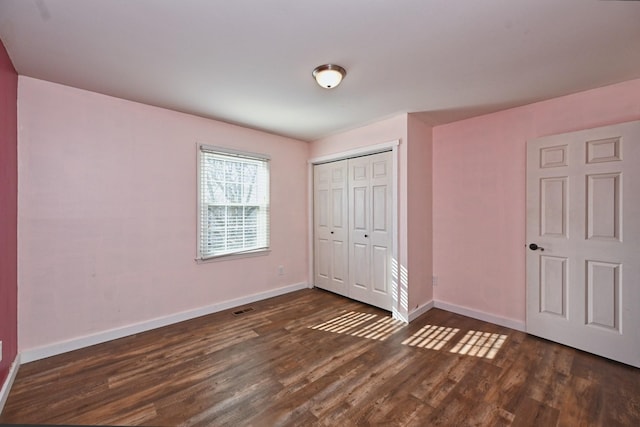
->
[[0, 39, 18, 387], [433, 78, 640, 324], [311, 113, 435, 317], [18, 77, 309, 352], [407, 114, 433, 311], [309, 115, 408, 159]]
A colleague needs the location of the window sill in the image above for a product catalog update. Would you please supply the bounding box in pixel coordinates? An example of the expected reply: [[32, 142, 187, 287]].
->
[[195, 248, 271, 264]]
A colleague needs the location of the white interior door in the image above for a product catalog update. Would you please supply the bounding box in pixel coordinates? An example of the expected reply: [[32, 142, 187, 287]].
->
[[526, 120, 640, 368], [313, 160, 348, 296], [348, 151, 393, 310]]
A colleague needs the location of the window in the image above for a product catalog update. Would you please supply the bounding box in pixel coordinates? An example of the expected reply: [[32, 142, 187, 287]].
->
[[198, 145, 270, 260]]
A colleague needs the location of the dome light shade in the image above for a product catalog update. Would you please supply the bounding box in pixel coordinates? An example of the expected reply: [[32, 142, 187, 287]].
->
[[313, 64, 346, 89]]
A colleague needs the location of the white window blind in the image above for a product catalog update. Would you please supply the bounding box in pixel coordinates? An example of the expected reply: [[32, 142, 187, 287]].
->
[[198, 145, 270, 259]]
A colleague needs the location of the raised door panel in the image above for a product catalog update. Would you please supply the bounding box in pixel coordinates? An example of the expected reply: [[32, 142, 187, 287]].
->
[[352, 243, 369, 290], [586, 260, 620, 331], [316, 189, 329, 229], [331, 240, 347, 284], [540, 177, 567, 238], [372, 185, 387, 232], [586, 137, 621, 164], [316, 239, 330, 282], [352, 186, 368, 231], [539, 255, 567, 318], [372, 245, 388, 294], [540, 145, 568, 168], [332, 188, 345, 229], [586, 173, 620, 241]]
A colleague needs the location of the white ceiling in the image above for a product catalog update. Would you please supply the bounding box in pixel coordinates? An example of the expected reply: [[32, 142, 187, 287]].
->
[[1, 0, 639, 141]]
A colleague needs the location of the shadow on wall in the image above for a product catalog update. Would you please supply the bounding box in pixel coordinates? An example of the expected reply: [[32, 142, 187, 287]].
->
[[391, 257, 409, 322]]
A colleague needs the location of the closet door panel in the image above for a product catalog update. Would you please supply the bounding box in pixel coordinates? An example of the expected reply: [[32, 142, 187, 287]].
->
[[316, 238, 330, 282], [314, 160, 348, 296], [332, 240, 346, 283], [353, 187, 367, 230], [352, 243, 369, 290], [372, 185, 387, 232], [372, 245, 388, 294], [332, 188, 345, 228], [348, 151, 393, 310]]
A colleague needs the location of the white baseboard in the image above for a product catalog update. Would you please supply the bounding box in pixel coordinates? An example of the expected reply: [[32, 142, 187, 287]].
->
[[21, 282, 309, 363], [408, 299, 435, 322], [0, 353, 21, 415], [433, 300, 526, 332]]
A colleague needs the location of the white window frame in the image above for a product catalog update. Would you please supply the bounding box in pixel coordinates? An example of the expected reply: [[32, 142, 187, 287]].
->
[[197, 143, 270, 261]]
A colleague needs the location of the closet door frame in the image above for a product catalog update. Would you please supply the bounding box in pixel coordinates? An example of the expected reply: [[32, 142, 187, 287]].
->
[[308, 139, 401, 320]]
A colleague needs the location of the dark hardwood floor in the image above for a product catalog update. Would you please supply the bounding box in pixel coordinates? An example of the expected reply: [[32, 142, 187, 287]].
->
[[1, 288, 639, 426]]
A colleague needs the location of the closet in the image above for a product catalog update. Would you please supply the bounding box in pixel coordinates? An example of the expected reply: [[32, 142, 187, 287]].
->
[[313, 151, 393, 311]]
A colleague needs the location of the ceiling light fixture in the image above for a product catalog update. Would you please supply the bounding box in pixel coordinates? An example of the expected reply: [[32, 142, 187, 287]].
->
[[312, 64, 346, 89]]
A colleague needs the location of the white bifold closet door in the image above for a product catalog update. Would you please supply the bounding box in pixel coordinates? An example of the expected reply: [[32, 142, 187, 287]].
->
[[314, 151, 393, 311]]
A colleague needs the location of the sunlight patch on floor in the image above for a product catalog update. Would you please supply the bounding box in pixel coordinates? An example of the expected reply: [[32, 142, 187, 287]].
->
[[349, 316, 405, 341], [311, 313, 507, 358], [309, 311, 377, 334], [449, 330, 507, 359], [309, 311, 404, 341], [402, 325, 460, 350]]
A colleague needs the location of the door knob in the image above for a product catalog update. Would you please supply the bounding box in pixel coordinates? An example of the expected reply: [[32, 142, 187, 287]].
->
[[364, 234, 369, 238], [330, 231, 334, 234], [528, 243, 544, 251]]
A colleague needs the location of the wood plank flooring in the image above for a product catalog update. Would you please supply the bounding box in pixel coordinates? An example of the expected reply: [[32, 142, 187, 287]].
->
[[1, 288, 639, 426]]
